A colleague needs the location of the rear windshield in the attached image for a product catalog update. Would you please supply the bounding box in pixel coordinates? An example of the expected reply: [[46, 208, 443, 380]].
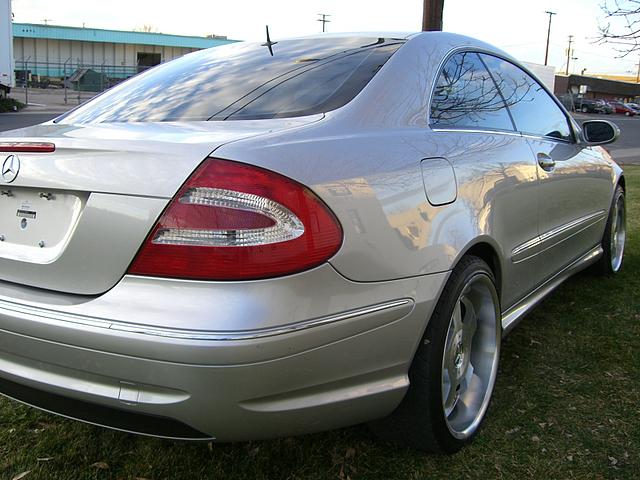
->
[[58, 37, 404, 124]]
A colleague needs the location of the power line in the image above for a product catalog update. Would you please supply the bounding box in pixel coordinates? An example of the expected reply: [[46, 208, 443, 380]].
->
[[317, 14, 331, 33], [544, 11, 556, 66], [565, 35, 574, 75]]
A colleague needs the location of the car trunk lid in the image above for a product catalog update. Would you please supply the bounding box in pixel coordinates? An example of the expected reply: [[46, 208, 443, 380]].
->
[[0, 116, 321, 294]]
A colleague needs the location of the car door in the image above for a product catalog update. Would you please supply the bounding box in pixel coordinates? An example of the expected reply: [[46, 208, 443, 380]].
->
[[429, 51, 540, 309], [480, 54, 613, 283]]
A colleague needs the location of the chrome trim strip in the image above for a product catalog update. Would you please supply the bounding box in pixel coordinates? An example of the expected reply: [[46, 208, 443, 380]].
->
[[430, 127, 522, 137], [511, 210, 606, 262], [0, 297, 414, 341], [502, 245, 603, 336]]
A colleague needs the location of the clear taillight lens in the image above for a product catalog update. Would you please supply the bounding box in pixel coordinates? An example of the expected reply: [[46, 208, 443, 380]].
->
[[128, 158, 343, 280], [153, 187, 304, 247]]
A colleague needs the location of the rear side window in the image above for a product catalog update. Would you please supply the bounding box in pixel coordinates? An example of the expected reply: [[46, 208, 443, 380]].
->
[[480, 54, 572, 141], [58, 37, 403, 124], [430, 51, 514, 132]]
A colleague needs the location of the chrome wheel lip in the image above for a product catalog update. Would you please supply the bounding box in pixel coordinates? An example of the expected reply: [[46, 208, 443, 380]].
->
[[610, 193, 626, 272], [441, 273, 500, 440]]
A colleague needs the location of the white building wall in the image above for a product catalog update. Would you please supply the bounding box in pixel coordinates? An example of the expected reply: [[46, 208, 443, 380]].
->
[[13, 38, 204, 77]]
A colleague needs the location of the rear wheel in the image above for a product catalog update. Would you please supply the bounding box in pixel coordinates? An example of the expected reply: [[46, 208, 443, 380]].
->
[[595, 185, 626, 275], [371, 256, 501, 452]]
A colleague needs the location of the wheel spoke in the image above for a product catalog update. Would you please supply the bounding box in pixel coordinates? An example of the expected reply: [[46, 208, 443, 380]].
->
[[461, 296, 477, 351], [443, 359, 460, 415], [452, 301, 463, 333]]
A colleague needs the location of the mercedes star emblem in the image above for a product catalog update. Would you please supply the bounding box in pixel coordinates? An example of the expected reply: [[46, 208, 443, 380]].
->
[[2, 155, 20, 183]]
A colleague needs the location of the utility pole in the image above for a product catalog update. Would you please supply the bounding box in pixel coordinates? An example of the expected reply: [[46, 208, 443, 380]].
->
[[317, 14, 331, 33], [565, 35, 574, 75], [544, 11, 556, 66], [42, 18, 52, 25], [422, 0, 445, 31]]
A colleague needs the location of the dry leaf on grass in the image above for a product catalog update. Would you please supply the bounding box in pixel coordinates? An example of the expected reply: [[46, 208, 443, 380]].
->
[[12, 471, 31, 480], [90, 462, 109, 470]]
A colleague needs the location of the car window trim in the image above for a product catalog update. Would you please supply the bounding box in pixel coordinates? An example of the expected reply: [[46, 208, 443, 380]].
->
[[430, 126, 523, 137], [427, 47, 577, 145]]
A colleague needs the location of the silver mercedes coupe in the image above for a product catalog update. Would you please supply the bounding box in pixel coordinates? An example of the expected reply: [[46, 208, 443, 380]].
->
[[0, 32, 625, 453]]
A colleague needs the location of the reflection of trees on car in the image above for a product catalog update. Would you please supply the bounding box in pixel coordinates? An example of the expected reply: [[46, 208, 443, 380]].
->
[[431, 52, 533, 126]]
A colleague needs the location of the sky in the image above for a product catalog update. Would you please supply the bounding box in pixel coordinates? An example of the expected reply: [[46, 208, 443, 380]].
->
[[9, 0, 640, 75]]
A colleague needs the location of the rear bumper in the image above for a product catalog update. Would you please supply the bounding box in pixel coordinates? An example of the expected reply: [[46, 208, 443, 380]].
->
[[0, 265, 448, 440]]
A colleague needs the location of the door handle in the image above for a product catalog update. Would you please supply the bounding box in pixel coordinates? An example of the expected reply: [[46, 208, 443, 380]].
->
[[537, 153, 556, 171]]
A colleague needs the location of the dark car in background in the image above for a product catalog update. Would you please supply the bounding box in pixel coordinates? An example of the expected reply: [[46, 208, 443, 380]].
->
[[597, 100, 615, 114], [575, 98, 606, 113], [573, 97, 614, 114]]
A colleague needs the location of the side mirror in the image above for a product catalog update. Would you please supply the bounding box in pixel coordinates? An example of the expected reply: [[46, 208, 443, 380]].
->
[[581, 120, 620, 146]]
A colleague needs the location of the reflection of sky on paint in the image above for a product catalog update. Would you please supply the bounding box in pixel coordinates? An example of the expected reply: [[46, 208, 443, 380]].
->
[[59, 38, 402, 124]]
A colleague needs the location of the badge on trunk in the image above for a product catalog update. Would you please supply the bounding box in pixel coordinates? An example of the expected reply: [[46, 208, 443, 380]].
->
[[2, 155, 20, 183]]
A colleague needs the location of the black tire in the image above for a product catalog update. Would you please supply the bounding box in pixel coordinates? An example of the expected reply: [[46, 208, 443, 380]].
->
[[581, 106, 588, 113], [594, 185, 626, 275], [370, 255, 501, 453]]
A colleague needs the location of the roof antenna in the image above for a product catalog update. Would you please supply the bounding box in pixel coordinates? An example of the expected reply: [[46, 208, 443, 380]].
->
[[262, 25, 277, 56]]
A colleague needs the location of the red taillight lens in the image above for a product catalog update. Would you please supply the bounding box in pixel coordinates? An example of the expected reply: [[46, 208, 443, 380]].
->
[[0, 142, 55, 153], [128, 158, 343, 280]]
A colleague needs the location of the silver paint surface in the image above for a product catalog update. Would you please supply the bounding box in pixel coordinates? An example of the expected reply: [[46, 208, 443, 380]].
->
[[0, 31, 623, 440]]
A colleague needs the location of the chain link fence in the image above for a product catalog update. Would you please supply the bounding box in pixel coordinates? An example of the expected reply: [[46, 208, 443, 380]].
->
[[14, 59, 142, 105]]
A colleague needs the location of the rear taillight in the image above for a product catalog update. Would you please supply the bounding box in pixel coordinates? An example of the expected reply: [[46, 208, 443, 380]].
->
[[0, 142, 55, 153], [128, 158, 343, 280]]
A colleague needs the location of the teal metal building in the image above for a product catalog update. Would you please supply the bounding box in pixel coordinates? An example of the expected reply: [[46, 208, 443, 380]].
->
[[12, 23, 238, 78]]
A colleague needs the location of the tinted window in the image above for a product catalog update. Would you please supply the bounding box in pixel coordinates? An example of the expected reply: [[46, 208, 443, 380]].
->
[[480, 54, 572, 141], [58, 38, 403, 124], [430, 51, 514, 131]]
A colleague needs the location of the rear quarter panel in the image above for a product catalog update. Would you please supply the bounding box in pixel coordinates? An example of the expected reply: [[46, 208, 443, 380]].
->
[[214, 33, 544, 309]]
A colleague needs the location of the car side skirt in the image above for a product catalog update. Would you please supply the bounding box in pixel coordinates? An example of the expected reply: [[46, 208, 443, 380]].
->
[[501, 245, 603, 336]]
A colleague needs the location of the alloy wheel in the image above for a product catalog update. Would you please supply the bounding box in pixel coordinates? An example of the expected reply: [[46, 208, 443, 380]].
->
[[441, 273, 500, 440], [610, 193, 626, 272]]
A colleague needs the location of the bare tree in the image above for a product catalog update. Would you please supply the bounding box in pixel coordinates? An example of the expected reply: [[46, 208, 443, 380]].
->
[[599, 0, 640, 56], [133, 24, 159, 33], [432, 52, 534, 126]]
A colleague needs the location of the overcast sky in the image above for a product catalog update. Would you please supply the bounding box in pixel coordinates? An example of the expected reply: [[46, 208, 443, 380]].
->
[[10, 0, 639, 75]]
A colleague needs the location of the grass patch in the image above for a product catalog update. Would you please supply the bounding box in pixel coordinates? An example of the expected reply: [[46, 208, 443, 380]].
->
[[0, 97, 26, 113], [1, 169, 639, 480]]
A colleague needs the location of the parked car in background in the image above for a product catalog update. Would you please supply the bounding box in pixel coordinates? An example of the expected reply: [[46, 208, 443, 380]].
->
[[610, 101, 637, 115], [0, 32, 626, 454], [596, 100, 614, 114], [574, 98, 607, 113], [625, 102, 640, 114]]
